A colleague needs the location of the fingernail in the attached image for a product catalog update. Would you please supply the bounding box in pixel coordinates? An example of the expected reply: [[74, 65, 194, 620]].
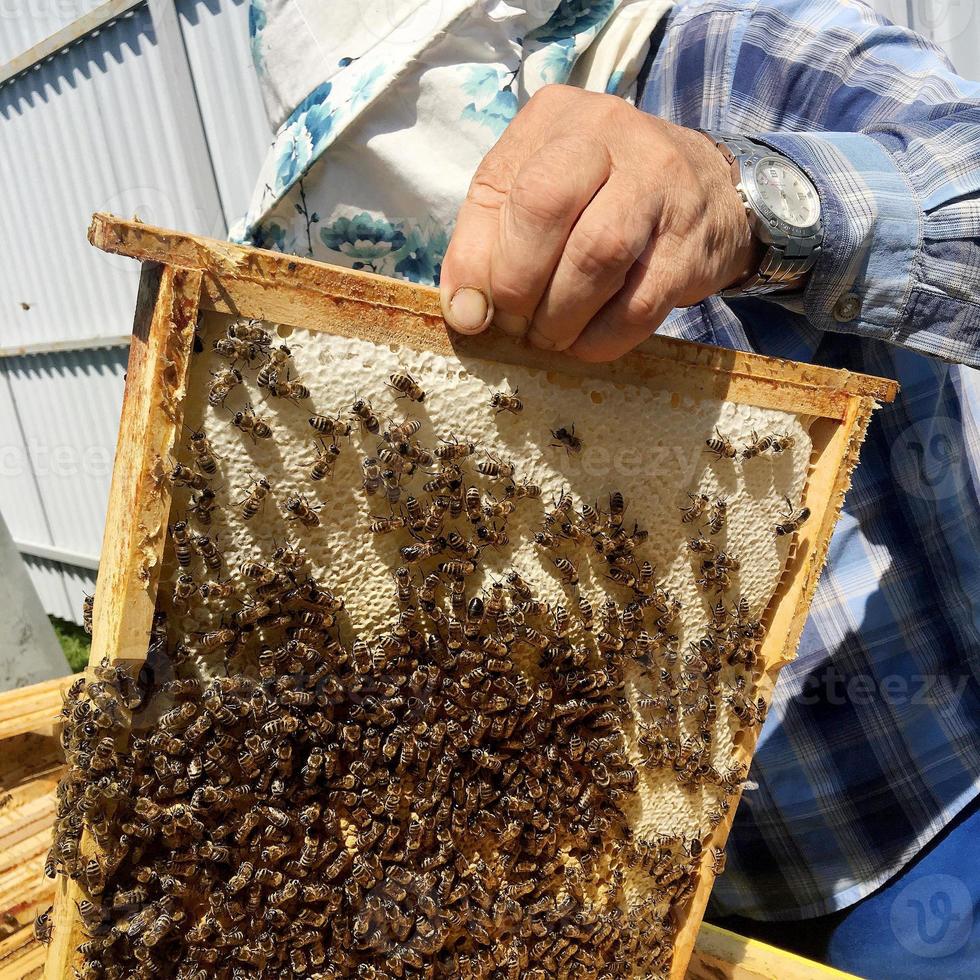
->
[[493, 311, 529, 337], [449, 286, 491, 334]]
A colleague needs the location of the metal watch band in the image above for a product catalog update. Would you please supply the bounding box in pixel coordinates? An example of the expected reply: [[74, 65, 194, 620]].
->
[[703, 133, 823, 298]]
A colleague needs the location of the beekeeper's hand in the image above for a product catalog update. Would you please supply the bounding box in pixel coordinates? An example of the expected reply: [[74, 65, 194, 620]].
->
[[440, 84, 760, 362]]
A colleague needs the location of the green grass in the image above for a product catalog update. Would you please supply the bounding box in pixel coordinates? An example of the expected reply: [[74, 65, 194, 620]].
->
[[50, 616, 91, 672]]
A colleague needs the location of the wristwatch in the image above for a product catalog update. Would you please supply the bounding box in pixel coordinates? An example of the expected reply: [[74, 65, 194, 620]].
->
[[702, 133, 823, 297]]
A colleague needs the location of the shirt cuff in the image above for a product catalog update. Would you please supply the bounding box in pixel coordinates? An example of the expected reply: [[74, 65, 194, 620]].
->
[[747, 131, 923, 345]]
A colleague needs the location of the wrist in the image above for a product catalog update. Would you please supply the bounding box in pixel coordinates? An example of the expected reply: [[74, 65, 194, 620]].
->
[[701, 132, 824, 298]]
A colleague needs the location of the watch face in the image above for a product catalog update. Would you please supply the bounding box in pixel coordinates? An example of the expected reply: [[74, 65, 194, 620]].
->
[[753, 156, 820, 228]]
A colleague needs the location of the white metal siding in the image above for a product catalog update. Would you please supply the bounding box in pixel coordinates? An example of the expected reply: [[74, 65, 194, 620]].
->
[[2, 349, 125, 558], [0, 364, 52, 543], [872, 0, 980, 80], [0, 6, 223, 352], [176, 0, 272, 227], [0, 0, 266, 623]]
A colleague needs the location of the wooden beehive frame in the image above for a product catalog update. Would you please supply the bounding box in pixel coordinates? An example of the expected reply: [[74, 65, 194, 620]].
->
[[45, 213, 897, 979]]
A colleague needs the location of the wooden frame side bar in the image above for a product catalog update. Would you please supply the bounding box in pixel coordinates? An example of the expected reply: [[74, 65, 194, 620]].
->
[[44, 262, 201, 980], [669, 396, 875, 978]]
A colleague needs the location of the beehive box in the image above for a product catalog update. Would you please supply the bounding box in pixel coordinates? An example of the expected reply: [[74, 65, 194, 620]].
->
[[0, 676, 74, 979], [44, 214, 896, 979]]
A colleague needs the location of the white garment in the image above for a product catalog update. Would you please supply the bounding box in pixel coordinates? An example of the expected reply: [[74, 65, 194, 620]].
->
[[235, 0, 674, 286]]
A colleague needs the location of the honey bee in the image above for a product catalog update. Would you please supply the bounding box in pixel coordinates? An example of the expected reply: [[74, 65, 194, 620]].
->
[[384, 417, 422, 444], [476, 453, 515, 479], [552, 556, 579, 585], [170, 521, 194, 567], [688, 534, 714, 554], [445, 531, 480, 560], [239, 559, 276, 585], [439, 559, 476, 579], [707, 498, 728, 535], [381, 469, 402, 505], [483, 496, 516, 520], [283, 494, 321, 527], [550, 424, 582, 455], [377, 446, 415, 477], [238, 477, 271, 520], [534, 530, 558, 551], [194, 533, 222, 570], [775, 497, 811, 536], [705, 427, 737, 459], [309, 414, 352, 438], [680, 492, 710, 524], [607, 566, 637, 589], [170, 462, 209, 491], [33, 906, 53, 945], [310, 440, 341, 481], [490, 387, 523, 414], [188, 486, 217, 526], [172, 573, 197, 608], [476, 523, 509, 548], [505, 479, 541, 500], [232, 405, 273, 441], [82, 592, 94, 634], [187, 428, 218, 474], [351, 397, 380, 434], [213, 334, 260, 366], [436, 436, 476, 461], [387, 372, 425, 402], [208, 367, 242, 406], [370, 513, 408, 535], [227, 318, 272, 347], [233, 601, 272, 628], [361, 456, 383, 495], [272, 371, 310, 401], [740, 429, 775, 460], [199, 579, 235, 600], [401, 537, 446, 564], [769, 432, 795, 453], [257, 344, 292, 391]]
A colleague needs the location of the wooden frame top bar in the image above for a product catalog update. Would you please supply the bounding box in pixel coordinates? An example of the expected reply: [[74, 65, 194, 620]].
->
[[88, 213, 898, 416]]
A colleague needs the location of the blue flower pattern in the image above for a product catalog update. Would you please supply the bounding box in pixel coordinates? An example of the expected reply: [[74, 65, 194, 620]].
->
[[529, 0, 615, 45], [318, 213, 448, 285], [461, 67, 519, 139], [248, 0, 268, 76], [393, 223, 450, 285], [238, 2, 625, 286]]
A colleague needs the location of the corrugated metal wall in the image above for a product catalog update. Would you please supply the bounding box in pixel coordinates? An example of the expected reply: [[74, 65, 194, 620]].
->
[[0, 0, 976, 624], [0, 0, 271, 624]]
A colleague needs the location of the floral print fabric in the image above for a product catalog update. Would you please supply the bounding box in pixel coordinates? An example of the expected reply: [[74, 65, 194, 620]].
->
[[234, 0, 674, 286]]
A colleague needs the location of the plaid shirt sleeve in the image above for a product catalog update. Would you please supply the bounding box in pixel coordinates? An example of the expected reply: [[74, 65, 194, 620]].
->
[[657, 0, 980, 367]]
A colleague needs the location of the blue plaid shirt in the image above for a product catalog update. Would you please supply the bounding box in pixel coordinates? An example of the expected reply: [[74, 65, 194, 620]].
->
[[638, 0, 980, 920]]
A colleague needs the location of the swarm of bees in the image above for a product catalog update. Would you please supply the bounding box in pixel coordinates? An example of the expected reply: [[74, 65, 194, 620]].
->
[[52, 316, 814, 980]]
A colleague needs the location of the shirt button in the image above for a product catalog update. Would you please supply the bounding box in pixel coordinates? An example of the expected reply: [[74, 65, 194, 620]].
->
[[833, 293, 861, 322]]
